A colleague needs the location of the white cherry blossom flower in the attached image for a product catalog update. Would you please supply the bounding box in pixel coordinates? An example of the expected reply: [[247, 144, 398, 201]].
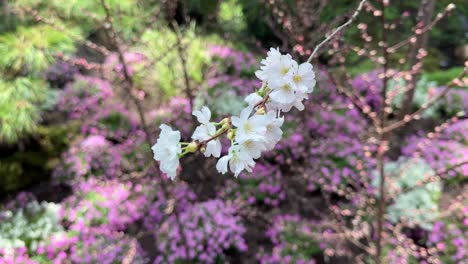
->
[[256, 48, 295, 87], [269, 80, 297, 105], [238, 138, 267, 159], [192, 106, 221, 157], [290, 61, 316, 93], [262, 111, 284, 150], [152, 124, 182, 180], [216, 145, 255, 176], [231, 107, 267, 142], [154, 47, 316, 179]]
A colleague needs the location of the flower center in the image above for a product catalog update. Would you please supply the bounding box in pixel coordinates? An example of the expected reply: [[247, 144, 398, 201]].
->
[[293, 75, 302, 83], [281, 84, 292, 92], [244, 139, 254, 149], [281, 67, 289, 75], [243, 122, 253, 133], [266, 124, 273, 132]]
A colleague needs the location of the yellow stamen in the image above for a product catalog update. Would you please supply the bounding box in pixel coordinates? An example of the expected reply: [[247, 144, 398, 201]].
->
[[293, 75, 302, 83]]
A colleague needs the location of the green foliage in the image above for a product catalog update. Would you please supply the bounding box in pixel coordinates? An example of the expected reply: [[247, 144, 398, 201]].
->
[[0, 200, 64, 252], [388, 75, 466, 118], [373, 158, 442, 230], [196, 89, 246, 117], [186, 0, 219, 18], [98, 112, 133, 133], [0, 123, 77, 194], [218, 0, 246, 33], [138, 24, 210, 98], [14, 0, 158, 41], [347, 60, 376, 77], [0, 23, 78, 144], [431, 0, 468, 49], [388, 76, 439, 117], [0, 78, 48, 143], [279, 220, 322, 261], [424, 67, 465, 86], [0, 25, 79, 77], [0, 162, 24, 193]]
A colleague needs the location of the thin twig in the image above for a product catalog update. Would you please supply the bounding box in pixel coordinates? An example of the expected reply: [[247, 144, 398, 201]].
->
[[375, 1, 389, 262], [19, 7, 111, 56], [173, 22, 197, 128], [326, 69, 381, 129], [382, 68, 467, 133], [98, 0, 191, 258], [387, 5, 454, 53], [307, 0, 367, 63]]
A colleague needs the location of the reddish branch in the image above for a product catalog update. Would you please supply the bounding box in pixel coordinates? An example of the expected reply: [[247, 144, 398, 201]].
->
[[98, 0, 191, 258], [383, 68, 467, 133], [375, 0, 389, 262]]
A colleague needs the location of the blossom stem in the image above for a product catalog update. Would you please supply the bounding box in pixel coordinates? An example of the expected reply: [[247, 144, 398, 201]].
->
[[254, 90, 272, 109], [196, 120, 231, 150]]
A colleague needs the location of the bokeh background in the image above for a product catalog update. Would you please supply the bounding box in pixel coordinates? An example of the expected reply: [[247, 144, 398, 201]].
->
[[0, 0, 467, 263]]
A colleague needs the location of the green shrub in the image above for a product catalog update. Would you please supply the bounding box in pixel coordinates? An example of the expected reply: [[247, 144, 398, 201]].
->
[[424, 67, 465, 86], [218, 0, 246, 33], [373, 158, 441, 230], [0, 200, 64, 252], [0, 25, 79, 77], [137, 24, 211, 98], [0, 78, 47, 143], [14, 0, 157, 41]]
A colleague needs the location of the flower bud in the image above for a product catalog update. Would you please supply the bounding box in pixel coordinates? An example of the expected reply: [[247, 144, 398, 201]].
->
[[256, 107, 266, 115], [220, 117, 231, 130], [185, 142, 198, 153], [227, 129, 235, 141]]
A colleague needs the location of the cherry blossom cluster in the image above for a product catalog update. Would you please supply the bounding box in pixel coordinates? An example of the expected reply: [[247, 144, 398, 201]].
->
[[152, 48, 316, 179]]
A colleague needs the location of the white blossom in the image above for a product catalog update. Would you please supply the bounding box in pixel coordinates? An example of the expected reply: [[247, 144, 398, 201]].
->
[[255, 48, 295, 87], [262, 111, 284, 150], [244, 92, 263, 107], [269, 80, 297, 105], [154, 47, 316, 178], [192, 106, 221, 157], [290, 61, 316, 93], [152, 124, 182, 180], [216, 145, 255, 177], [231, 107, 267, 142]]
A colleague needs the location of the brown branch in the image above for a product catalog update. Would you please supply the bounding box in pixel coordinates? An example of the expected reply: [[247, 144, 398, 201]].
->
[[326, 69, 381, 129], [396, 160, 468, 195], [19, 7, 111, 56], [173, 22, 197, 128], [383, 68, 467, 133], [375, 0, 390, 261], [98, 0, 191, 258], [307, 0, 368, 62], [387, 4, 454, 53]]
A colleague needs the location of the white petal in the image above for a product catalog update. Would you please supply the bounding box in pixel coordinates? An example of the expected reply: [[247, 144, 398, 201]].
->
[[239, 106, 253, 122], [298, 62, 313, 75], [270, 89, 296, 104], [192, 125, 210, 141], [230, 156, 244, 177], [244, 93, 263, 106], [205, 140, 222, 158], [192, 106, 211, 124], [216, 155, 230, 174]]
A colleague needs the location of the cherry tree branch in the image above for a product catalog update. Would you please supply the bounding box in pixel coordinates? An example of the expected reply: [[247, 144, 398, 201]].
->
[[307, 0, 368, 63], [382, 67, 467, 133], [98, 0, 191, 258]]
